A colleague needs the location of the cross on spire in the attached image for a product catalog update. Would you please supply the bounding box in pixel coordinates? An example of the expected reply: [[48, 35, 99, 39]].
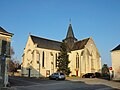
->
[[69, 18, 72, 24]]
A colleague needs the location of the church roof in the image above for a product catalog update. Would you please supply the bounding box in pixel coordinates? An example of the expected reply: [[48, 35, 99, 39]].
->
[[0, 26, 13, 36], [111, 44, 120, 51], [30, 35, 61, 50], [30, 35, 90, 51], [72, 38, 90, 51], [66, 24, 77, 40], [29, 24, 90, 51]]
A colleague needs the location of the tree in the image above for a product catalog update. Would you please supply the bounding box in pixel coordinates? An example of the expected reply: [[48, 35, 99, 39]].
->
[[101, 64, 110, 79], [8, 47, 14, 72], [8, 47, 20, 75], [10, 47, 15, 56], [9, 60, 20, 71], [57, 41, 71, 76]]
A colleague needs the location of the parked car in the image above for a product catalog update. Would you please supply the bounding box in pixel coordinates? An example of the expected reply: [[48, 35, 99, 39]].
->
[[95, 72, 101, 78], [102, 73, 110, 80], [49, 72, 65, 80], [82, 73, 95, 78]]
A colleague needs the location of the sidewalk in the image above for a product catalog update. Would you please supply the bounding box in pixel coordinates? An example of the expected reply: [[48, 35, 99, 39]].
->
[[67, 77, 120, 89]]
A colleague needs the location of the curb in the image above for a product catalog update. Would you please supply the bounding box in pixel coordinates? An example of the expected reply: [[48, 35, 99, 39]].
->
[[1, 87, 17, 90]]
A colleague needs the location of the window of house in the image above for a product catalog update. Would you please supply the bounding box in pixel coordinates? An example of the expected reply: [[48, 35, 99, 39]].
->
[[42, 51, 44, 67], [6, 41, 10, 56], [1, 40, 7, 55]]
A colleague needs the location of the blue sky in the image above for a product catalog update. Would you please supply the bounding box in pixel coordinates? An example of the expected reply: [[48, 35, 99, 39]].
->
[[0, 0, 120, 66]]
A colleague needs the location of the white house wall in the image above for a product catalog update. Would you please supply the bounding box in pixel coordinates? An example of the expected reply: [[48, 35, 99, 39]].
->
[[111, 50, 120, 80]]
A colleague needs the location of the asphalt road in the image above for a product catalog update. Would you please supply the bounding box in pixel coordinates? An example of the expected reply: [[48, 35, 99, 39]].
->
[[8, 76, 120, 90]]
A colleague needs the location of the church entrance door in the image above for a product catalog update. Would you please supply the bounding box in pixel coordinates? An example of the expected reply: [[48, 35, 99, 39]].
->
[[76, 70, 78, 76]]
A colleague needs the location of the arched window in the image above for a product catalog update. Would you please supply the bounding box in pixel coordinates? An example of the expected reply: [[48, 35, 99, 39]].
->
[[32, 51, 34, 64], [91, 52, 94, 69], [42, 51, 44, 67], [76, 53, 79, 68], [27, 49, 32, 62], [36, 52, 40, 64]]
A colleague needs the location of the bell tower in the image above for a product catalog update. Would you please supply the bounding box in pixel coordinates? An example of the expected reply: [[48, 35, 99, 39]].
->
[[63, 23, 77, 51]]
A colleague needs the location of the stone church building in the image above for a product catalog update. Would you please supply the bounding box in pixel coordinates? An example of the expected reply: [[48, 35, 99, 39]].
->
[[21, 23, 101, 77]]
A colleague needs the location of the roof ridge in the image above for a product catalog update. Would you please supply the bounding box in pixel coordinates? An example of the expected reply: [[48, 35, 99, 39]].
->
[[75, 37, 90, 43], [30, 34, 61, 43], [0, 26, 13, 36], [0, 26, 9, 33], [111, 44, 120, 51]]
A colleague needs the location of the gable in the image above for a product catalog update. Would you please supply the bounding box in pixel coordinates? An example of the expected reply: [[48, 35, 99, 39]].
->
[[86, 37, 100, 57], [24, 35, 34, 52]]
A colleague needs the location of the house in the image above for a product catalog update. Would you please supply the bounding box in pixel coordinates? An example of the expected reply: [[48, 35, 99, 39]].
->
[[111, 44, 120, 80], [0, 26, 13, 87], [21, 23, 101, 77]]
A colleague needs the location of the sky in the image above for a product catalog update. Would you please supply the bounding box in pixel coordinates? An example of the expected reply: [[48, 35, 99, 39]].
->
[[0, 0, 120, 66]]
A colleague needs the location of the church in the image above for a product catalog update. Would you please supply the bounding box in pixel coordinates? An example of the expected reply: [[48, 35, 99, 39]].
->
[[21, 23, 101, 77]]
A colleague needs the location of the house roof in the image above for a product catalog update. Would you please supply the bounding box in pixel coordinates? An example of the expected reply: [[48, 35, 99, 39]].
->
[[111, 44, 120, 51], [72, 38, 90, 51], [0, 27, 13, 36], [30, 35, 61, 50]]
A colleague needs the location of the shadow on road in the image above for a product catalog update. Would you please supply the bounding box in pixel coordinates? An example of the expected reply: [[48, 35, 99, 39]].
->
[[68, 80, 119, 90], [9, 76, 119, 90]]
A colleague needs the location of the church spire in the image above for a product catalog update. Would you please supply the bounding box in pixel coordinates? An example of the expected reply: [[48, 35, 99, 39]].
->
[[66, 20, 77, 41], [63, 22, 77, 52], [66, 23, 75, 39]]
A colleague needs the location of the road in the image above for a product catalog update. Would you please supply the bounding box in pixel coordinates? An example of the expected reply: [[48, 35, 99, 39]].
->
[[8, 76, 120, 90]]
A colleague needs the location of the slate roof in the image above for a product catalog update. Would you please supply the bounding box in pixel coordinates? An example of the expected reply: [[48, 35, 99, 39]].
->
[[0, 26, 13, 36], [66, 24, 75, 38], [30, 35, 61, 50], [30, 34, 90, 51], [72, 38, 90, 51], [65, 24, 77, 41], [111, 44, 120, 51], [30, 29, 90, 51]]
